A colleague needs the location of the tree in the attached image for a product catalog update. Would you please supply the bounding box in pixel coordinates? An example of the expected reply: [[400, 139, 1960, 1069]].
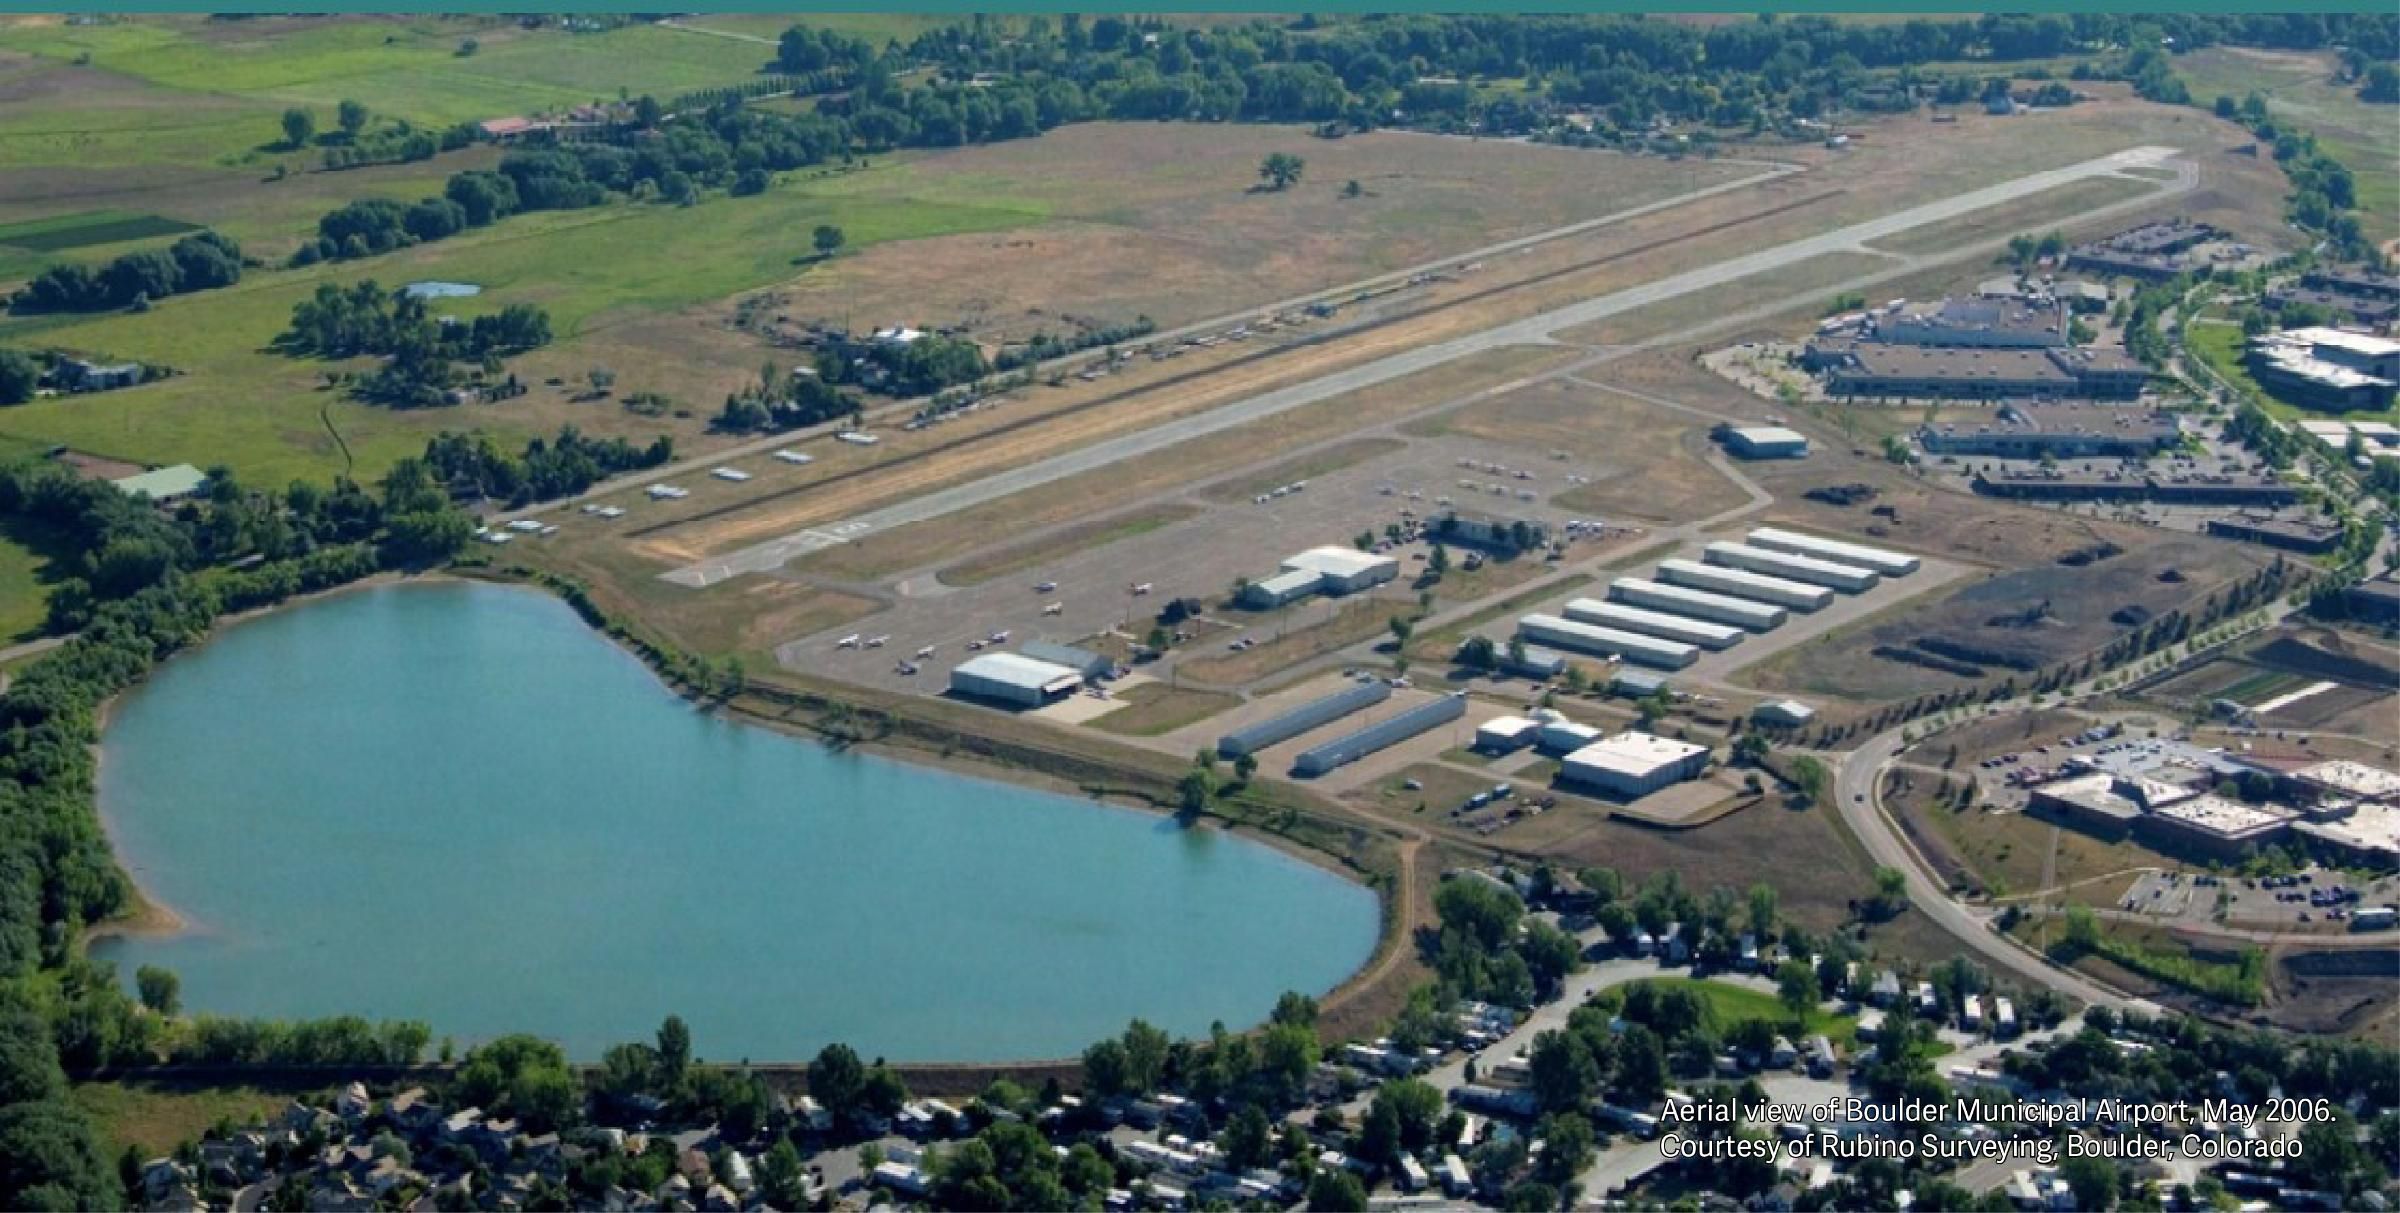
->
[[1789, 755, 1829, 804], [281, 107, 316, 149], [1776, 960, 1817, 1028], [2060, 1153, 2118, 1210], [0, 350, 37, 406], [0, 1100, 116, 1211], [1342, 178, 1362, 198], [1306, 1167, 1367, 1211], [1259, 152, 1306, 191], [1233, 751, 1259, 784], [1120, 1020, 1169, 1095], [813, 225, 845, 257], [1534, 1111, 1595, 1186], [808, 1043, 866, 1121], [337, 99, 370, 138], [1223, 1104, 1273, 1170], [1527, 1030, 1600, 1114], [1081, 1038, 1129, 1097], [655, 1015, 691, 1092], [134, 966, 179, 1016]]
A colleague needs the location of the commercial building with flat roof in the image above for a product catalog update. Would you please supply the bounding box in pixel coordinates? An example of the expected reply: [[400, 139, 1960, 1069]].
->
[[2066, 220, 2214, 281], [2248, 327, 2400, 412], [2303, 266, 2400, 302], [1753, 699, 1815, 727], [2205, 515, 2343, 554], [1746, 527, 1919, 576], [1476, 715, 1541, 753], [1560, 732, 1712, 798], [1655, 559, 1835, 612], [2138, 794, 2293, 860], [2269, 285, 2399, 326], [949, 653, 1085, 708], [1561, 598, 1744, 650], [1609, 579, 1786, 631], [1281, 546, 1401, 593], [1973, 471, 2301, 506], [1824, 344, 2146, 401], [1876, 297, 2065, 349], [1241, 545, 1402, 608], [1918, 405, 2179, 459], [1517, 614, 1697, 670], [1723, 426, 1809, 459], [1703, 542, 1880, 593]]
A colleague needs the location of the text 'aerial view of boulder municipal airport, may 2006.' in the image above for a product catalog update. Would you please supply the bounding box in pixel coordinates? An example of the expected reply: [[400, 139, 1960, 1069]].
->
[[0, 6, 2396, 1213]]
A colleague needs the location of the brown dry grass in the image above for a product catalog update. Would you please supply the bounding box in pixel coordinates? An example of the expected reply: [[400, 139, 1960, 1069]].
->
[[1085, 682, 1242, 738], [939, 502, 1201, 587], [1199, 437, 1406, 505], [774, 345, 1577, 582], [1416, 375, 1747, 524], [1180, 594, 1414, 686]]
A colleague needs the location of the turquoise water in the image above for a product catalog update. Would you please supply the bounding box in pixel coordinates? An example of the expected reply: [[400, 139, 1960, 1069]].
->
[[94, 582, 1377, 1061]]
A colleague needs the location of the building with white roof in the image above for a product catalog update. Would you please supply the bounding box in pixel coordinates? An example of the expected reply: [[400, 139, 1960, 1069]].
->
[[1704, 542, 1880, 593], [1610, 578, 1788, 630], [1561, 731, 1712, 797], [949, 652, 1085, 708], [1242, 545, 1400, 607], [1746, 527, 1921, 576], [1281, 545, 1401, 591], [2247, 327, 2400, 411], [1517, 613, 1698, 669], [2293, 760, 2400, 804], [1655, 559, 1835, 612], [1724, 426, 1810, 459], [1475, 715, 1541, 753], [1562, 598, 1745, 650]]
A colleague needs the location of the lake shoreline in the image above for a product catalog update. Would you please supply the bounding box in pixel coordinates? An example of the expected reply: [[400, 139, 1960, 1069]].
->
[[87, 574, 1382, 1063], [86, 570, 457, 951]]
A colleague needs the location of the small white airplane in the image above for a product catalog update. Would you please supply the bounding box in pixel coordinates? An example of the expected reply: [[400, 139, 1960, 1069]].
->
[[863, 636, 888, 649], [835, 634, 861, 649], [988, 630, 1010, 643], [915, 645, 937, 659], [966, 639, 986, 651], [1043, 602, 1064, 616], [1130, 582, 1153, 595]]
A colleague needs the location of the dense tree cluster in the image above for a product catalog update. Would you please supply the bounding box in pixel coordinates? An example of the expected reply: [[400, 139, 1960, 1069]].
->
[[280, 281, 550, 361], [420, 427, 674, 507], [1427, 878, 1581, 1007], [821, 334, 989, 398], [277, 281, 552, 408], [11, 232, 244, 314]]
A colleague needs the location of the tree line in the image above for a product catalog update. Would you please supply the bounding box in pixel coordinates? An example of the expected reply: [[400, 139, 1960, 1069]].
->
[[11, 232, 245, 315], [277, 281, 552, 408]]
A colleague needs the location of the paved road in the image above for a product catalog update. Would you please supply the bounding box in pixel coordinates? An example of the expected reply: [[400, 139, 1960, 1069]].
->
[[1830, 592, 2317, 1011], [660, 147, 2187, 586]]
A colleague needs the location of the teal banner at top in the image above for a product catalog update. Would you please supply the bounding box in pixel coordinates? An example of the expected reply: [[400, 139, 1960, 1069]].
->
[[10, 1, 2399, 13]]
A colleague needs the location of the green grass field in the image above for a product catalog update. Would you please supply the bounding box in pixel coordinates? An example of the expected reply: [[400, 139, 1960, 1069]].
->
[[0, 165, 1042, 484], [2188, 316, 2400, 426], [1613, 977, 1867, 1050], [0, 518, 79, 642], [2174, 47, 2399, 250], [72, 1080, 296, 1159], [0, 17, 783, 167]]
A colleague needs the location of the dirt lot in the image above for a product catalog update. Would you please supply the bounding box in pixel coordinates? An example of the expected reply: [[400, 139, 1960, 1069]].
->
[[1083, 683, 1241, 738], [2271, 947, 2400, 1038]]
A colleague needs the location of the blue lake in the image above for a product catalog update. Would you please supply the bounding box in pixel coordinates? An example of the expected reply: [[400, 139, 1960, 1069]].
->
[[95, 581, 1378, 1061]]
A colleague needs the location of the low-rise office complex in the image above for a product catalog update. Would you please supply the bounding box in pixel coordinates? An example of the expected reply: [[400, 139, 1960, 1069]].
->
[[2246, 327, 2400, 412], [1917, 405, 2180, 460]]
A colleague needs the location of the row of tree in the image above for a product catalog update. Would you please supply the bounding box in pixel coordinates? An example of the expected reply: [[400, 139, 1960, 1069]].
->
[[12, 231, 244, 315]]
